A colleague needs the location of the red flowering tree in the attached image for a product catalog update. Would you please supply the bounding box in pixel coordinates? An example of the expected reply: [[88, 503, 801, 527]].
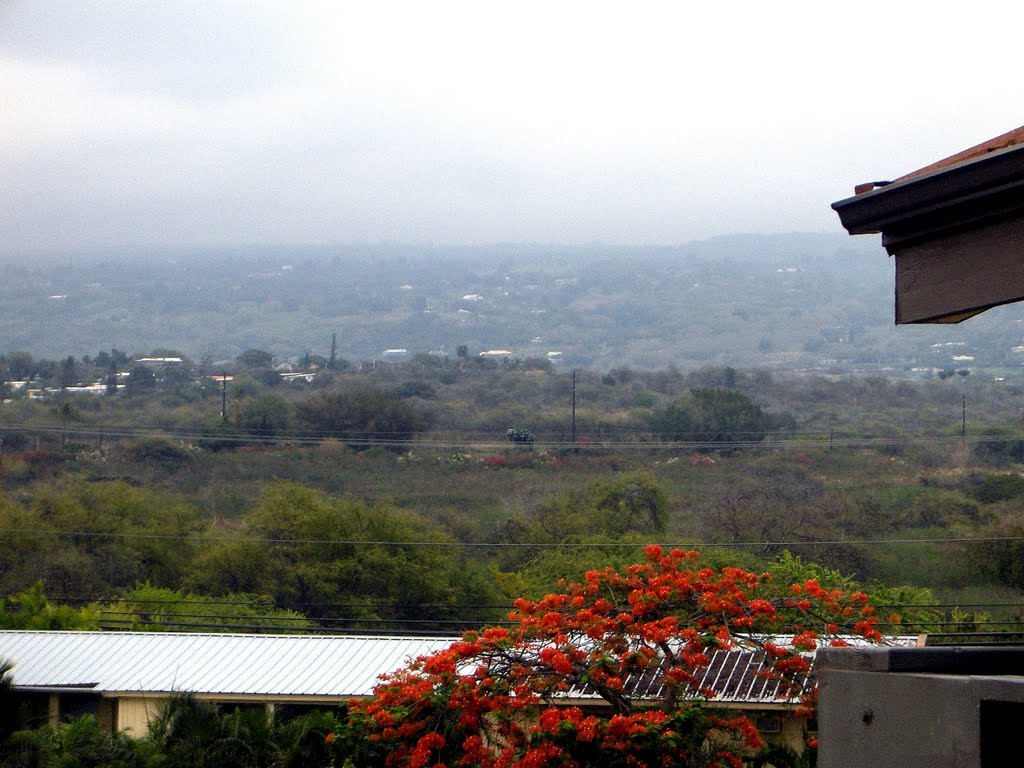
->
[[334, 546, 883, 768]]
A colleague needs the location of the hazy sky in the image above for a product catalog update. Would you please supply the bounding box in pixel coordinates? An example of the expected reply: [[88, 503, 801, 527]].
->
[[2, 1, 1022, 254]]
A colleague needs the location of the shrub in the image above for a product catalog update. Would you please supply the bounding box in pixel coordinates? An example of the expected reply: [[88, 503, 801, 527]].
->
[[120, 436, 195, 468]]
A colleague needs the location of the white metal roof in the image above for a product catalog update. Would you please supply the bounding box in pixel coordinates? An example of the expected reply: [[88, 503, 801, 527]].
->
[[0, 631, 457, 698], [0, 631, 923, 705], [561, 635, 924, 706]]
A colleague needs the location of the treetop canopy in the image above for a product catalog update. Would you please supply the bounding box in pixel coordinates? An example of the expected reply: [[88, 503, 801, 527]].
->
[[334, 545, 884, 768]]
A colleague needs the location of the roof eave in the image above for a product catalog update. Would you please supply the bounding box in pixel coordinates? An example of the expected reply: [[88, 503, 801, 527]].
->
[[832, 142, 1024, 247]]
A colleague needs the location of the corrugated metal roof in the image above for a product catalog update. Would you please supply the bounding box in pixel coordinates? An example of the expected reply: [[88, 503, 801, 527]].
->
[[561, 635, 923, 706], [556, 648, 806, 706], [0, 631, 457, 697], [0, 631, 922, 705]]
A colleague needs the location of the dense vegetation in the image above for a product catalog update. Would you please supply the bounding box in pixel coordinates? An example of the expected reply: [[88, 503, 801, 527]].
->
[[0, 549, 892, 768], [1, 353, 1023, 641], [7, 211, 1024, 765], [0, 690, 346, 768]]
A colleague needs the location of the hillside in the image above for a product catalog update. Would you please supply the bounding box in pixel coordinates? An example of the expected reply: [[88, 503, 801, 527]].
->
[[6, 234, 1024, 376]]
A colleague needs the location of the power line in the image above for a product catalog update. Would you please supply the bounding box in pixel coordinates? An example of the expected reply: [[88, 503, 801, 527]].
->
[[65, 596, 518, 610], [3, 421, 1023, 451], [1, 527, 1023, 549], [94, 617, 483, 634]]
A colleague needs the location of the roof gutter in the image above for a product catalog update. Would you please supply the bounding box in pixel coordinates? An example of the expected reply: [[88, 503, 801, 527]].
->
[[832, 142, 1024, 252]]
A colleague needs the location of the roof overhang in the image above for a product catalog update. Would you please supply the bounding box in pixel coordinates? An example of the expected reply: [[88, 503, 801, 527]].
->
[[832, 141, 1024, 324]]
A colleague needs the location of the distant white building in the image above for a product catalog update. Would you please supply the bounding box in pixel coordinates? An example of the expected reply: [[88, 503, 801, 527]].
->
[[281, 372, 316, 383], [64, 383, 108, 395]]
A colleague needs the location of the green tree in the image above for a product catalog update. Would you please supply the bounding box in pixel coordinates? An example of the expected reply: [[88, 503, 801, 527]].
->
[[185, 540, 278, 597], [589, 470, 669, 534], [531, 471, 670, 543], [235, 482, 502, 629], [99, 585, 310, 633], [971, 427, 1024, 465], [106, 360, 119, 394], [147, 694, 266, 768], [0, 582, 99, 630], [0, 482, 202, 598], [768, 551, 942, 633], [5, 350, 34, 380], [7, 714, 148, 768], [274, 710, 347, 768], [59, 356, 77, 389], [511, 535, 650, 599], [654, 387, 774, 446], [965, 511, 1024, 591], [236, 349, 274, 370], [493, 472, 670, 577], [120, 436, 195, 468], [123, 365, 157, 396], [235, 392, 292, 438], [294, 387, 429, 450]]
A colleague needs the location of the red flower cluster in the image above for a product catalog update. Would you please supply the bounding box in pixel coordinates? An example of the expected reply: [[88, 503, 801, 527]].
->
[[340, 546, 886, 767]]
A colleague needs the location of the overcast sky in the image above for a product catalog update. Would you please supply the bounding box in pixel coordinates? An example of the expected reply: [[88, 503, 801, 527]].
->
[[2, 1, 1022, 255]]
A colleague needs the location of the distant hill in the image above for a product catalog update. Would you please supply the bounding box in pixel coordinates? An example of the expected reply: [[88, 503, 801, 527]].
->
[[4, 234, 1024, 376]]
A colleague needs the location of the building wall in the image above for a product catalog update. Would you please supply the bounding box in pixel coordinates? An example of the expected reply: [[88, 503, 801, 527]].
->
[[818, 668, 1024, 768], [116, 697, 161, 736], [775, 713, 807, 756]]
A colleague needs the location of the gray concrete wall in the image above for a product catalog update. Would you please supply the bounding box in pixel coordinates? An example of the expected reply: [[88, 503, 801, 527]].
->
[[816, 647, 1024, 768]]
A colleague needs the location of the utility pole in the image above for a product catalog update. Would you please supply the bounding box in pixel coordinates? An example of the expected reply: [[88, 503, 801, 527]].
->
[[958, 369, 970, 441], [221, 372, 228, 422], [962, 393, 967, 439], [329, 333, 337, 370], [571, 370, 577, 445]]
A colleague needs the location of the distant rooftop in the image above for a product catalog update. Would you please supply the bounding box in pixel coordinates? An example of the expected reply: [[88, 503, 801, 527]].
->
[[0, 630, 921, 707], [0, 631, 455, 698]]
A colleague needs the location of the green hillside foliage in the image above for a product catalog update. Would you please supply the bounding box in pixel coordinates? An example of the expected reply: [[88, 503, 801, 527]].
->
[[0, 353, 1023, 639]]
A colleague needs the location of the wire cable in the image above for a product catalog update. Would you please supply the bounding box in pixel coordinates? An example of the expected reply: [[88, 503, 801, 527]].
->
[[2, 527, 1022, 549]]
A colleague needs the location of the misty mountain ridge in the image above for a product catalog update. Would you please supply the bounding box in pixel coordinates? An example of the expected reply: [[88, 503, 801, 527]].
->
[[4, 233, 1024, 376]]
